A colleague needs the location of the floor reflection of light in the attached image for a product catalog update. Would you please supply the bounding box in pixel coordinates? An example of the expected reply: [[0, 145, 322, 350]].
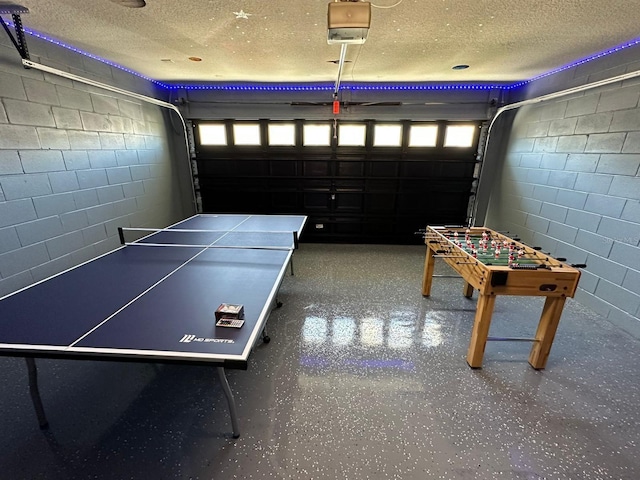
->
[[332, 317, 355, 346], [302, 311, 433, 350], [422, 312, 443, 347], [387, 315, 414, 350], [360, 317, 384, 346], [302, 316, 327, 344]]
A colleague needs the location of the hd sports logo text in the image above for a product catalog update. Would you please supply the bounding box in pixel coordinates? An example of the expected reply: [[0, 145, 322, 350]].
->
[[179, 334, 234, 344]]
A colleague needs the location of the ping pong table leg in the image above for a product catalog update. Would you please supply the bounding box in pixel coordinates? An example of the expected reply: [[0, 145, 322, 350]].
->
[[25, 358, 49, 429], [216, 367, 240, 438]]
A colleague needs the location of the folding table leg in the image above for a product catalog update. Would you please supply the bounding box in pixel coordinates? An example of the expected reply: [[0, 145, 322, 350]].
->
[[25, 357, 49, 429], [216, 367, 240, 438]]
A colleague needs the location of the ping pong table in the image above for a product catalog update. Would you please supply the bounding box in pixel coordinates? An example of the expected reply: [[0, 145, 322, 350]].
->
[[0, 213, 307, 438]]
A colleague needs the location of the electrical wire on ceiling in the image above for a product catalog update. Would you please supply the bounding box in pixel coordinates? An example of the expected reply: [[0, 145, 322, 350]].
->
[[371, 0, 403, 9]]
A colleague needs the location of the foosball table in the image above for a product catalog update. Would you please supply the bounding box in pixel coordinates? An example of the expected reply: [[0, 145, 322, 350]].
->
[[422, 226, 584, 369]]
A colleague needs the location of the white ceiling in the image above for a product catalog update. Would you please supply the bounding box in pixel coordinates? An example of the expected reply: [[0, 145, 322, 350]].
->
[[8, 0, 640, 84]]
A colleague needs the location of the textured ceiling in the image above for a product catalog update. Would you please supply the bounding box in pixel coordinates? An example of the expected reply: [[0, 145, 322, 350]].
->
[[8, 0, 640, 84]]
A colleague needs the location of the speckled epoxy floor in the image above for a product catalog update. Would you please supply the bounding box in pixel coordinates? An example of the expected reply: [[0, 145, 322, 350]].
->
[[1, 243, 639, 479]]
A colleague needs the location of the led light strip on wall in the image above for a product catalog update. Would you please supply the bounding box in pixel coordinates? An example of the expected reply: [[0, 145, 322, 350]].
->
[[9, 22, 640, 92]]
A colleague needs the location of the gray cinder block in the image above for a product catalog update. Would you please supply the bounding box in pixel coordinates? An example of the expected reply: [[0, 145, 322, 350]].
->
[[557, 135, 588, 153], [565, 153, 599, 172], [19, 150, 65, 173], [77, 169, 108, 189], [45, 231, 85, 260], [99, 132, 126, 150], [584, 193, 627, 217], [116, 150, 139, 166], [556, 190, 587, 209], [80, 111, 111, 132], [62, 151, 90, 170], [0, 173, 52, 200], [33, 192, 76, 217], [88, 150, 117, 168], [622, 132, 640, 153], [106, 167, 133, 185], [23, 78, 60, 106], [0, 227, 20, 254], [585, 133, 626, 153], [565, 94, 599, 118], [0, 199, 37, 228], [0, 150, 22, 174], [0, 243, 50, 278], [0, 125, 41, 149], [597, 87, 640, 112], [575, 113, 613, 134], [4, 99, 55, 127], [574, 229, 614, 257], [56, 85, 93, 111], [16, 216, 64, 246], [36, 127, 71, 150], [52, 107, 83, 130], [566, 209, 601, 232], [609, 176, 640, 201], [597, 154, 640, 175], [68, 131, 101, 150], [48, 171, 80, 193], [610, 242, 640, 271]]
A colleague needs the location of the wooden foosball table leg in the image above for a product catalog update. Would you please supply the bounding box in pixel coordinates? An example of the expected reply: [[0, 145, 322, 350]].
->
[[466, 293, 496, 368], [422, 246, 435, 297], [528, 296, 567, 369]]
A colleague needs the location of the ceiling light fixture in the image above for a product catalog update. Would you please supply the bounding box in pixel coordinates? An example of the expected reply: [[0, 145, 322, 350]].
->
[[452, 64, 469, 70], [108, 0, 146, 7]]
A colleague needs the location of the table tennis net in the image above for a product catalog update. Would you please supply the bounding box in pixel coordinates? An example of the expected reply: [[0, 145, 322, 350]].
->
[[118, 227, 299, 251]]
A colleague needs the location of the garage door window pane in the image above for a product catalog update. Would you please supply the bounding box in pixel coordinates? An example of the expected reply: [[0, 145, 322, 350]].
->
[[408, 124, 438, 147], [444, 125, 475, 147], [338, 124, 366, 146], [373, 124, 402, 147], [268, 123, 296, 145], [304, 124, 331, 146], [198, 124, 227, 145], [233, 124, 261, 145]]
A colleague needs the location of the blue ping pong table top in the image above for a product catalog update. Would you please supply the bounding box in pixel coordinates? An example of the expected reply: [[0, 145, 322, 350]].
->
[[0, 214, 307, 368]]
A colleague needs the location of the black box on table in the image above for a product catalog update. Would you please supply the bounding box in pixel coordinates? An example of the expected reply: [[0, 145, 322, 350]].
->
[[215, 303, 244, 320]]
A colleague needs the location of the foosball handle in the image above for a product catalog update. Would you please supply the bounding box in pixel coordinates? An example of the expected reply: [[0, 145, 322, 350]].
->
[[571, 264, 587, 268]]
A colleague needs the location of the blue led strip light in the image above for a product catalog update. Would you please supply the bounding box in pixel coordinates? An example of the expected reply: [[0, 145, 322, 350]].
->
[[506, 37, 640, 90], [10, 22, 640, 92], [166, 84, 336, 92], [166, 83, 507, 91], [8, 23, 171, 88]]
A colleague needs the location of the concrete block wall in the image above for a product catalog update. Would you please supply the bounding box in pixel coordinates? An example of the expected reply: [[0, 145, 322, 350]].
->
[[0, 36, 192, 297], [486, 61, 640, 335]]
